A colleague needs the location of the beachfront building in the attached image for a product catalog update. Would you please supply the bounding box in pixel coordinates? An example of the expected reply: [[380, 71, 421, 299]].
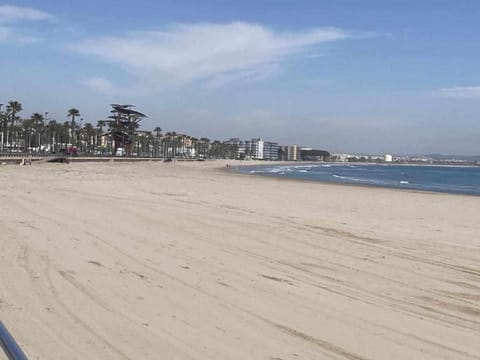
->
[[225, 138, 279, 160], [254, 139, 279, 160], [331, 153, 348, 162], [224, 138, 242, 155], [244, 139, 278, 160], [280, 145, 301, 161], [300, 148, 330, 161]]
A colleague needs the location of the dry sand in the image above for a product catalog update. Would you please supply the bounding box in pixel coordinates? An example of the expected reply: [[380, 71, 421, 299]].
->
[[0, 160, 479, 360]]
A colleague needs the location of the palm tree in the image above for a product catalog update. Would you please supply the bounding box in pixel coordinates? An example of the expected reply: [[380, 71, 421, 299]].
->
[[67, 108, 80, 123], [30, 113, 44, 152], [96, 120, 107, 154], [73, 122, 83, 152], [23, 117, 35, 150], [97, 120, 106, 135], [6, 101, 22, 149], [184, 135, 191, 158], [163, 132, 173, 158], [67, 108, 80, 145], [12, 121, 24, 152], [154, 126, 162, 157], [61, 121, 71, 147], [178, 134, 185, 158], [210, 140, 222, 158], [143, 131, 154, 157], [46, 120, 58, 152], [83, 123, 95, 153], [199, 137, 210, 158]]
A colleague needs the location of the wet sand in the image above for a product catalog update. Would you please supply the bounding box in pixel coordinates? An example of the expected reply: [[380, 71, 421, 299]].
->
[[0, 161, 479, 359]]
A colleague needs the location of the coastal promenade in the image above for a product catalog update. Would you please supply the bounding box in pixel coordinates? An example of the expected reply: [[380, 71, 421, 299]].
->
[[0, 161, 479, 359], [0, 154, 169, 164]]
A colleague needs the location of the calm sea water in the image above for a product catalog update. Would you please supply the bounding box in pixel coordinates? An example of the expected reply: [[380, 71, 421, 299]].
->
[[236, 163, 480, 196]]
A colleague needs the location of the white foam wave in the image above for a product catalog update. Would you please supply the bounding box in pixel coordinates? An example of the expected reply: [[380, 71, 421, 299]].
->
[[332, 174, 385, 185]]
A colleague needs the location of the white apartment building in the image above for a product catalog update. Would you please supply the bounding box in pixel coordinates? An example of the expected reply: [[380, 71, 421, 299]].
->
[[225, 138, 279, 160]]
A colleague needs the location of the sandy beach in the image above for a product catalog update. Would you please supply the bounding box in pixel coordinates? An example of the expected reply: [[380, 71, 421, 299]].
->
[[0, 160, 479, 360]]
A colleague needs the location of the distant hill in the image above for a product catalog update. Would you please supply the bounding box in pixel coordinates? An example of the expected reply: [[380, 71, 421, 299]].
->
[[426, 154, 480, 161]]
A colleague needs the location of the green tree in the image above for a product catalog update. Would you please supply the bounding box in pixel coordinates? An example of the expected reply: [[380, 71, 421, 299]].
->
[[190, 137, 198, 158], [23, 117, 35, 150], [154, 126, 162, 157], [83, 122, 95, 153], [67, 108, 80, 145], [46, 120, 58, 152], [199, 137, 210, 158], [6, 101, 22, 149], [30, 113, 44, 151], [61, 121, 71, 145]]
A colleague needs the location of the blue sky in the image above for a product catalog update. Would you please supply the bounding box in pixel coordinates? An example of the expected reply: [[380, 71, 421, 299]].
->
[[1, 1, 480, 155]]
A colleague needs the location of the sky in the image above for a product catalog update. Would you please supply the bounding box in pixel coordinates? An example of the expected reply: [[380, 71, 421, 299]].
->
[[1, 0, 480, 155]]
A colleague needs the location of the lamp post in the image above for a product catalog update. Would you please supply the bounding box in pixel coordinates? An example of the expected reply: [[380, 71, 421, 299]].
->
[[79, 117, 83, 153], [44, 112, 50, 153], [44, 112, 49, 154]]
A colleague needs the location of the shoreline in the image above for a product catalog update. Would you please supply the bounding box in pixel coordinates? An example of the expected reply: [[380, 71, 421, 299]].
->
[[223, 161, 480, 198]]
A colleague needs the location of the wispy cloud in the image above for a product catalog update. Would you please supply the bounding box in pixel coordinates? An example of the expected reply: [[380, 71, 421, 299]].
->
[[74, 22, 356, 90], [0, 5, 54, 44], [0, 5, 53, 23], [0, 25, 42, 43], [305, 53, 324, 59], [83, 77, 117, 95], [433, 86, 480, 99]]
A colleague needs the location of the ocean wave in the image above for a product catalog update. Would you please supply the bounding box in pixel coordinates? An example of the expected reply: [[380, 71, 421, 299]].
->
[[332, 174, 385, 185], [263, 165, 318, 174], [240, 164, 480, 196]]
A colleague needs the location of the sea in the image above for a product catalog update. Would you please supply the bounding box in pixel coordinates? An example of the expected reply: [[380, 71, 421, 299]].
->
[[235, 163, 480, 196]]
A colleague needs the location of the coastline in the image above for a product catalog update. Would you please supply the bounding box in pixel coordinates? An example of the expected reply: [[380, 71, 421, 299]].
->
[[225, 161, 480, 197], [1, 161, 479, 359]]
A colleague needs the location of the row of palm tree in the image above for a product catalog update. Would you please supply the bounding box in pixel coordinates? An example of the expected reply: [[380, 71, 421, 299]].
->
[[0, 100, 239, 159]]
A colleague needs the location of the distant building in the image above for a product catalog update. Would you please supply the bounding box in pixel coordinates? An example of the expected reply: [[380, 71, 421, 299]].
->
[[224, 138, 242, 151], [384, 154, 393, 163], [331, 153, 349, 162], [280, 145, 301, 161], [253, 139, 278, 160], [225, 138, 279, 160], [301, 148, 330, 161]]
